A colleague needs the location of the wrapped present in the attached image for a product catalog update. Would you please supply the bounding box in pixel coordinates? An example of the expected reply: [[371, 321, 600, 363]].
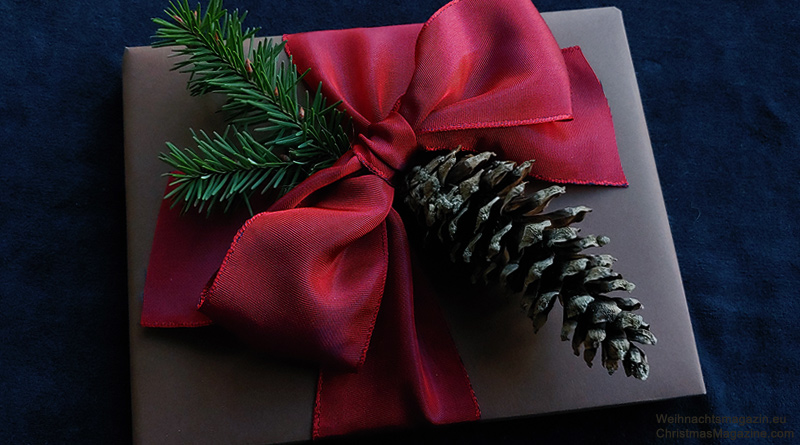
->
[[123, 2, 704, 443]]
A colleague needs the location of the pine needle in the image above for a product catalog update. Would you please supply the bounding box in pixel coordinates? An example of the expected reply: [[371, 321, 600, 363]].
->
[[153, 0, 351, 214]]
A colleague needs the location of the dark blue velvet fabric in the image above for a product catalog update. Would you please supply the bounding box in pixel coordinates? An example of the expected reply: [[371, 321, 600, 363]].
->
[[1, 0, 797, 443]]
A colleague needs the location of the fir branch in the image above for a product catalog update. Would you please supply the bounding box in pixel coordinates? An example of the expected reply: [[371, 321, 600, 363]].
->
[[153, 0, 351, 213], [159, 127, 305, 214]]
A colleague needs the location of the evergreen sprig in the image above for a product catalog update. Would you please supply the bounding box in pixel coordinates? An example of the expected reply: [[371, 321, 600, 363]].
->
[[153, 0, 351, 213]]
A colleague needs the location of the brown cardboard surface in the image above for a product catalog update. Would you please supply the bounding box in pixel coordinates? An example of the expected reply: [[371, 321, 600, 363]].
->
[[124, 7, 704, 444]]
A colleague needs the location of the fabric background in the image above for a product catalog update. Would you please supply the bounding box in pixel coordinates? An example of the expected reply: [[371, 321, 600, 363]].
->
[[1, 0, 797, 443]]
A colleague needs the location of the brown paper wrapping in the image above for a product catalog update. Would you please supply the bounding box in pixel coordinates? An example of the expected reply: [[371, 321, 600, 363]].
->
[[124, 7, 705, 444]]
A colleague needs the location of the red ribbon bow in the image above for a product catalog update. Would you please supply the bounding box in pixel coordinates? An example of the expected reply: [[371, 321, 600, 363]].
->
[[142, 0, 625, 438]]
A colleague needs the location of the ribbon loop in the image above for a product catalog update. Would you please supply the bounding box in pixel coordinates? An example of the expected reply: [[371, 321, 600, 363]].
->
[[286, 0, 626, 185], [197, 155, 393, 371], [400, 0, 573, 133]]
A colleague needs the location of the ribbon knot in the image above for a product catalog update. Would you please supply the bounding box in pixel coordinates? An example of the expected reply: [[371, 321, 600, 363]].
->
[[142, 0, 626, 438], [355, 111, 419, 181]]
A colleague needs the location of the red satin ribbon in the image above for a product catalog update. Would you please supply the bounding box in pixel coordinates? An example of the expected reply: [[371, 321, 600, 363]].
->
[[142, 0, 625, 438]]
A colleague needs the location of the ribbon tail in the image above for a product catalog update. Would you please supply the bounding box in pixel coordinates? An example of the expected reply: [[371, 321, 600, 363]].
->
[[314, 210, 480, 438], [141, 184, 253, 327]]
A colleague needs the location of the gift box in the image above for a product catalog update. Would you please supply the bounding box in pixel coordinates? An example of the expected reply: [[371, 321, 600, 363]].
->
[[123, 5, 705, 444]]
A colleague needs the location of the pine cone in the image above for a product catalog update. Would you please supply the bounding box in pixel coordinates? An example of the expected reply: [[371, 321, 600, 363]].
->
[[403, 149, 656, 380]]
